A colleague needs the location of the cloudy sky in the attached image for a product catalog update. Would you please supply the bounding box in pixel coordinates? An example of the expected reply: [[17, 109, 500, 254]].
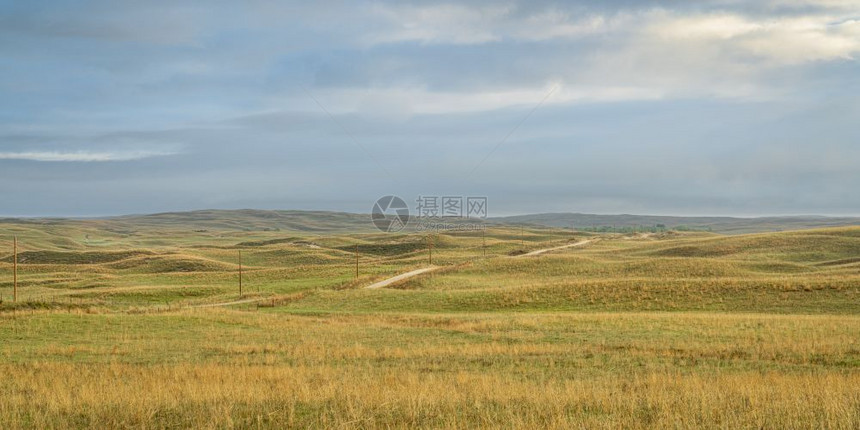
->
[[1, 0, 859, 217]]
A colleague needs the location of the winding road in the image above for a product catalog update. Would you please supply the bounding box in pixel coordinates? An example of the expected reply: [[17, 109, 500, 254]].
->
[[363, 238, 594, 289], [364, 266, 440, 289], [518, 239, 593, 257]]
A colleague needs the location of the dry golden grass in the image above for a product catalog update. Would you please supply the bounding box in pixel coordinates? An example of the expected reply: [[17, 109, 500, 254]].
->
[[0, 310, 858, 428], [1, 362, 858, 429]]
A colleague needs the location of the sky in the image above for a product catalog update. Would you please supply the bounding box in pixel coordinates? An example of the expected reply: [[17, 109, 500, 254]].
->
[[1, 0, 859, 217]]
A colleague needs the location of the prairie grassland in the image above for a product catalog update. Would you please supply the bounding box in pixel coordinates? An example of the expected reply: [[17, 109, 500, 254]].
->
[[2, 362, 858, 429], [0, 222, 859, 428], [1, 311, 859, 428]]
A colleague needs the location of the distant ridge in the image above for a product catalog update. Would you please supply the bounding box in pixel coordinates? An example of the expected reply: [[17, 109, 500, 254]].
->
[[109, 209, 371, 232], [2, 209, 859, 235], [0, 210, 373, 233], [490, 213, 860, 234]]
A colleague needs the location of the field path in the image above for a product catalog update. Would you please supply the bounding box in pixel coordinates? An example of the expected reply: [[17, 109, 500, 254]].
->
[[364, 267, 440, 289], [518, 239, 593, 257]]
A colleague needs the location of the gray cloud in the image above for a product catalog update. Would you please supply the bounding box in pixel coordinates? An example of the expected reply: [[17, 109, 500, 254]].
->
[[0, 150, 177, 162], [0, 0, 858, 216]]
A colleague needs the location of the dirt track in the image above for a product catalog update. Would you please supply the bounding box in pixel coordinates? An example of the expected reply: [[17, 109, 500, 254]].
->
[[363, 239, 594, 289], [518, 239, 593, 257], [364, 267, 440, 289]]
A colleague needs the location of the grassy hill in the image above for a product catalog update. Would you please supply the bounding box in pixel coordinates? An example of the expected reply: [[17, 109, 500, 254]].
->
[[0, 220, 858, 312], [2, 209, 858, 251], [107, 209, 373, 232]]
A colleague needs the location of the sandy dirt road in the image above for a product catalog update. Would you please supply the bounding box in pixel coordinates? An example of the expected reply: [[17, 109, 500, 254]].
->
[[364, 266, 440, 289], [518, 239, 593, 257], [363, 239, 594, 289]]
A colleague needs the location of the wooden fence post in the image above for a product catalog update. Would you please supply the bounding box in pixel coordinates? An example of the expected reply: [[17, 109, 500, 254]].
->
[[13, 236, 17, 303]]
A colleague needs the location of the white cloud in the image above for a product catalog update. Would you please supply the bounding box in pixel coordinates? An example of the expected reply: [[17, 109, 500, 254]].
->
[[652, 13, 764, 40], [366, 3, 509, 45], [513, 10, 632, 41], [649, 12, 860, 64], [551, 10, 860, 102], [365, 2, 860, 65], [345, 4, 859, 107], [302, 83, 665, 117], [742, 18, 859, 64], [365, 4, 630, 46], [0, 150, 176, 162], [768, 0, 860, 10]]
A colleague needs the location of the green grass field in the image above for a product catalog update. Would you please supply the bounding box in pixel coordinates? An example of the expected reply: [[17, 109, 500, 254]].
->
[[1, 218, 859, 428]]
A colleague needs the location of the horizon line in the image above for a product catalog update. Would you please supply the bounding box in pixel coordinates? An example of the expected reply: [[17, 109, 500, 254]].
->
[[2, 208, 860, 220]]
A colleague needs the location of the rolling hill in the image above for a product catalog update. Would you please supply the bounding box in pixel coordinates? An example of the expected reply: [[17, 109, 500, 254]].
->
[[1, 210, 859, 242]]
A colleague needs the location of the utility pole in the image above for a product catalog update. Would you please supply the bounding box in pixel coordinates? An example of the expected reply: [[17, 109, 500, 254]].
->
[[13, 236, 18, 303], [238, 250, 243, 297], [427, 235, 433, 265], [482, 228, 486, 257]]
